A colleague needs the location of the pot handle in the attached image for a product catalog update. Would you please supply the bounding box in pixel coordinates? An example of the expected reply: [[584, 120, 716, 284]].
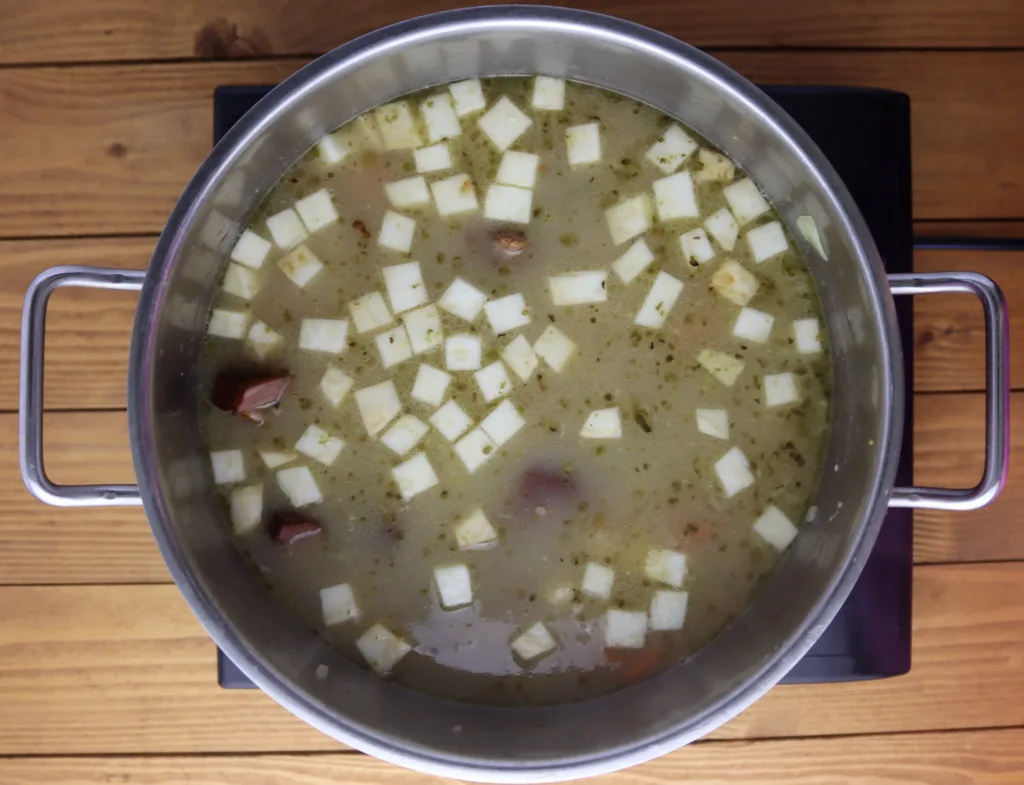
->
[[887, 271, 1009, 511], [20, 265, 146, 507]]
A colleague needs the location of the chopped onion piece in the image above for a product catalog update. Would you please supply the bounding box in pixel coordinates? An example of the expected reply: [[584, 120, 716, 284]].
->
[[612, 238, 655, 285], [381, 414, 430, 457], [429, 400, 473, 442], [222, 263, 259, 301], [266, 207, 308, 249], [480, 399, 525, 446], [604, 609, 647, 649], [439, 277, 487, 322], [356, 623, 411, 676], [679, 228, 715, 265], [449, 78, 486, 117], [484, 183, 533, 224], [434, 563, 473, 609], [320, 583, 360, 626], [605, 194, 652, 245], [723, 178, 770, 226], [704, 207, 740, 251], [533, 325, 577, 372], [732, 307, 775, 344], [650, 590, 688, 631], [496, 151, 540, 188], [645, 548, 686, 588], [445, 333, 483, 371], [532, 76, 566, 110], [753, 505, 799, 551], [276, 466, 322, 507], [653, 171, 699, 221], [793, 318, 823, 355], [295, 189, 339, 233], [512, 621, 558, 662], [348, 291, 394, 333], [299, 318, 349, 354], [698, 349, 745, 387], [455, 507, 499, 550], [295, 424, 345, 467], [747, 220, 789, 263], [208, 309, 248, 339], [375, 324, 414, 369], [384, 176, 431, 209], [392, 451, 439, 501], [645, 125, 697, 175], [501, 335, 539, 381], [710, 260, 759, 306], [484, 293, 531, 335], [696, 408, 729, 440], [411, 363, 451, 408], [797, 215, 828, 259], [764, 372, 800, 407], [374, 101, 424, 150], [635, 271, 684, 330], [549, 271, 607, 306], [230, 484, 262, 534], [566, 122, 601, 167], [320, 366, 354, 407], [414, 143, 452, 174], [378, 211, 416, 253], [246, 321, 283, 359], [382, 261, 428, 314], [230, 229, 272, 269], [694, 149, 735, 184], [277, 244, 323, 288], [431, 173, 479, 216], [259, 450, 297, 469], [453, 427, 497, 473], [474, 360, 512, 402], [420, 93, 461, 143], [581, 562, 614, 599], [354, 380, 401, 437], [715, 446, 754, 497], [580, 407, 622, 439], [402, 304, 444, 355], [478, 96, 533, 151]]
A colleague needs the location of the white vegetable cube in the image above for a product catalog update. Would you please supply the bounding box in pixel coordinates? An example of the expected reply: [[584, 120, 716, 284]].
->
[[764, 372, 800, 407], [612, 239, 655, 285], [580, 408, 622, 439], [696, 408, 729, 440], [715, 446, 755, 497], [704, 207, 740, 251], [480, 399, 525, 446], [694, 149, 735, 183], [653, 171, 699, 221], [698, 349, 745, 387], [449, 78, 486, 116], [295, 189, 339, 233], [403, 304, 444, 355], [230, 229, 272, 269], [645, 125, 697, 175], [635, 271, 684, 330], [355, 380, 402, 437], [430, 400, 473, 442], [605, 194, 652, 245], [453, 427, 497, 473], [351, 115, 383, 151], [376, 324, 414, 369], [797, 215, 828, 259], [299, 318, 349, 354], [374, 101, 423, 150], [455, 508, 498, 550], [431, 173, 479, 217], [723, 178, 770, 226], [276, 466, 322, 507], [581, 562, 614, 600], [485, 293, 531, 335], [320, 366, 354, 407], [230, 484, 262, 534], [434, 563, 473, 610], [711, 260, 759, 306], [208, 309, 248, 339], [278, 244, 323, 288], [679, 229, 715, 265], [747, 220, 789, 263], [484, 184, 533, 224], [420, 93, 462, 142], [534, 325, 577, 372], [496, 150, 540, 188], [793, 318, 823, 355], [511, 622, 557, 662], [414, 143, 452, 174], [549, 271, 607, 306], [650, 590, 689, 631], [603, 610, 647, 649], [384, 176, 431, 209], [566, 122, 601, 167], [381, 415, 429, 457], [478, 96, 533, 151], [392, 451, 439, 502], [349, 291, 394, 333], [645, 548, 686, 588], [532, 76, 566, 110], [378, 211, 416, 253], [475, 361, 512, 403], [317, 132, 349, 165], [445, 333, 483, 371], [222, 263, 259, 301], [356, 624, 411, 676], [732, 307, 775, 344], [266, 208, 308, 249], [439, 277, 487, 322], [259, 450, 296, 469], [382, 261, 427, 314], [501, 335, 539, 381], [753, 505, 800, 551], [246, 321, 283, 359], [411, 363, 451, 408], [320, 583, 360, 626], [295, 424, 345, 467]]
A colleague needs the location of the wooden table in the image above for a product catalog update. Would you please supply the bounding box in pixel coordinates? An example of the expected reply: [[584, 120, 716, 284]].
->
[[1, 1, 1022, 782]]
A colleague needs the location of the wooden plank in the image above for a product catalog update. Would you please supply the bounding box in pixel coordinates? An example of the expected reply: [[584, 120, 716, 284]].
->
[[0, 563, 1021, 753], [2, 53, 1024, 240]]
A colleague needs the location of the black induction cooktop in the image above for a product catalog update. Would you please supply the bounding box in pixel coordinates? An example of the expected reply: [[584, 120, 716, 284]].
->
[[213, 83, 914, 687]]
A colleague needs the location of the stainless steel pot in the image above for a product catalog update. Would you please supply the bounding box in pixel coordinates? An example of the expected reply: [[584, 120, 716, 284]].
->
[[19, 6, 1009, 781]]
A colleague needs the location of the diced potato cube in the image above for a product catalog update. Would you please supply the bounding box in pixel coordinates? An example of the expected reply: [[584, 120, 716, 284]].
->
[[295, 188, 339, 233], [354, 380, 401, 437], [704, 207, 740, 251], [549, 271, 607, 306], [484, 293, 531, 335], [411, 363, 451, 408], [356, 623, 411, 676], [650, 590, 689, 631], [511, 621, 557, 662], [317, 132, 349, 165], [438, 277, 487, 322], [402, 304, 444, 355], [348, 291, 394, 334], [299, 318, 349, 354], [723, 178, 770, 226], [635, 271, 684, 330], [429, 400, 473, 442], [480, 399, 525, 446], [392, 451, 439, 501], [715, 446, 755, 497], [580, 408, 622, 439], [603, 609, 647, 649], [454, 507, 498, 550], [222, 263, 259, 301], [797, 215, 828, 259], [793, 318, 823, 355], [612, 239, 655, 285], [449, 78, 486, 117], [230, 484, 262, 534], [434, 563, 473, 609], [295, 424, 345, 467], [414, 142, 452, 174], [645, 548, 686, 588], [645, 125, 697, 175], [581, 562, 614, 599], [320, 583, 360, 626], [501, 335, 539, 381], [753, 505, 799, 551], [605, 194, 652, 245], [474, 360, 512, 403], [374, 101, 424, 150], [653, 171, 699, 221], [376, 324, 414, 369], [496, 150, 540, 189], [453, 427, 497, 473], [694, 149, 735, 183], [679, 228, 715, 265], [259, 450, 297, 469], [230, 229, 272, 269], [533, 325, 577, 372], [378, 211, 416, 254], [531, 76, 566, 110], [278, 244, 324, 288], [431, 173, 479, 217], [696, 408, 729, 440], [276, 466, 322, 507], [764, 372, 800, 407], [208, 309, 248, 339], [384, 176, 431, 209], [698, 349, 745, 387], [266, 207, 309, 249], [747, 220, 789, 263], [710, 259, 759, 306], [382, 261, 428, 314], [445, 333, 483, 371], [566, 122, 601, 167], [420, 93, 462, 143], [381, 414, 429, 457], [478, 96, 533, 151], [320, 366, 354, 409], [732, 307, 775, 343], [246, 321, 283, 359], [484, 184, 533, 224]]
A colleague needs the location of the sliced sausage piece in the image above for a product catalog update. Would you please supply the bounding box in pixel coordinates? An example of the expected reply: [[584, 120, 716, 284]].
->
[[212, 373, 290, 424], [493, 229, 527, 257], [271, 512, 323, 545]]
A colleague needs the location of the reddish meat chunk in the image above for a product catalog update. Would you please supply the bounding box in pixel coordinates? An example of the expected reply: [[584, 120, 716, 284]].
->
[[270, 512, 323, 545], [212, 373, 290, 424], [493, 229, 527, 256], [517, 466, 578, 511]]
